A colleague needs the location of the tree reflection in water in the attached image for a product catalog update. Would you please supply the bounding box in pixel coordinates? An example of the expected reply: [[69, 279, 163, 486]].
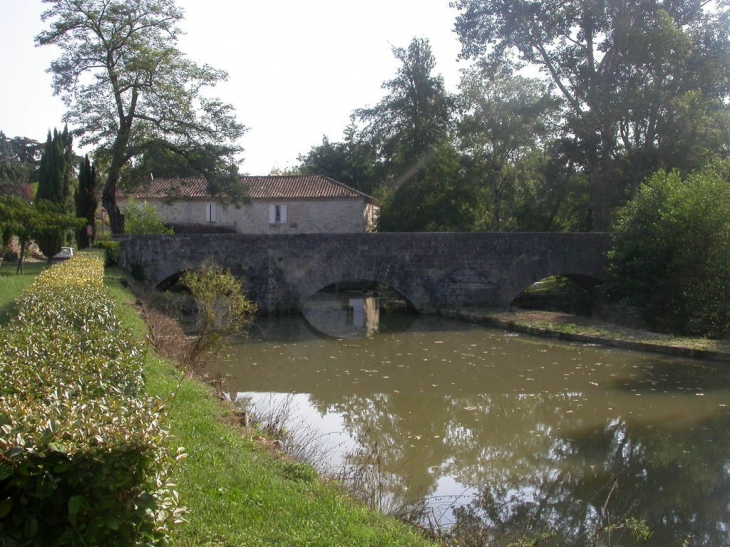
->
[[211, 314, 730, 546], [313, 389, 730, 546]]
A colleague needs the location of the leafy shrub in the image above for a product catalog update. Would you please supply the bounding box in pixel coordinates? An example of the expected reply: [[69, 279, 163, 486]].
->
[[606, 168, 730, 337], [181, 259, 257, 357], [0, 254, 184, 546], [93, 239, 121, 266], [122, 199, 173, 236]]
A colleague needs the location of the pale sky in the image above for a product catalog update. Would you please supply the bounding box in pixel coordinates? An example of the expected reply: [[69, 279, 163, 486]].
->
[[0, 0, 468, 175]]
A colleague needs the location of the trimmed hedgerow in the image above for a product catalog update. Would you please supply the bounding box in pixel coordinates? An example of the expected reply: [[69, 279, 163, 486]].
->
[[93, 240, 121, 267], [0, 254, 184, 546]]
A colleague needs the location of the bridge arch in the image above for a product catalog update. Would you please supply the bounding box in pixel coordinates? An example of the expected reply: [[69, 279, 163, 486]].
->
[[502, 270, 606, 310], [509, 272, 605, 313], [296, 263, 431, 312], [117, 232, 613, 315]]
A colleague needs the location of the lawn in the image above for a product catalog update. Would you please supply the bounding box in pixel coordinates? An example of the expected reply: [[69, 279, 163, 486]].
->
[[0, 262, 48, 323]]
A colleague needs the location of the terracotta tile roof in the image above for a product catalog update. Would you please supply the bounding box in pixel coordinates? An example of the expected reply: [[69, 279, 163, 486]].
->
[[124, 175, 378, 203]]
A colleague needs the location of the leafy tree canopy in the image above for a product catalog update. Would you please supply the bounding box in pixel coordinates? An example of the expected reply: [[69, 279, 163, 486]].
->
[[355, 37, 453, 167], [457, 67, 562, 230], [0, 132, 42, 198], [452, 0, 730, 229], [606, 166, 730, 337], [296, 125, 384, 197], [0, 196, 85, 270], [36, 0, 247, 233]]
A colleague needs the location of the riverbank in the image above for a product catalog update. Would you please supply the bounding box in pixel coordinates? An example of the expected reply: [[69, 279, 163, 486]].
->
[[0, 263, 435, 547], [439, 307, 730, 362], [103, 268, 437, 547]]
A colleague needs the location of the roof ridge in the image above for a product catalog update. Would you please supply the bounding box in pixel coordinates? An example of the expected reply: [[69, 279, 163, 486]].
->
[[316, 174, 374, 200], [122, 174, 378, 203]]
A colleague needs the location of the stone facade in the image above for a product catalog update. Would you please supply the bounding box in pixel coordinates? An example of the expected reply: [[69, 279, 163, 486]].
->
[[126, 197, 378, 234], [119, 175, 379, 234]]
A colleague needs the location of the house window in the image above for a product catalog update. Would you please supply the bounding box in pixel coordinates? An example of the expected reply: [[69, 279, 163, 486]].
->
[[206, 203, 217, 223], [269, 204, 287, 224]]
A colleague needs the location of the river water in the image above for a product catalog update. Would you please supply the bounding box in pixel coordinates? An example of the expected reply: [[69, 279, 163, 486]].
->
[[206, 294, 730, 546]]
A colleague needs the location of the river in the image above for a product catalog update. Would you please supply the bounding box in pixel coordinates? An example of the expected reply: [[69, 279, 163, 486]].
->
[[205, 293, 730, 546]]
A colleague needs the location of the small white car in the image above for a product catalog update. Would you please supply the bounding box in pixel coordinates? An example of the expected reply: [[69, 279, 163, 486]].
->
[[51, 247, 75, 262]]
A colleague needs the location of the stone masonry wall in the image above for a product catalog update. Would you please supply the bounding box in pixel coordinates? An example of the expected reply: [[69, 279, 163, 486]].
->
[[119, 198, 376, 234], [118, 232, 613, 314]]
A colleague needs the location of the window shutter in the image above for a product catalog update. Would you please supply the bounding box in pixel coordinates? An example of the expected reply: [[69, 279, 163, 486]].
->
[[281, 204, 288, 223], [269, 204, 276, 224]]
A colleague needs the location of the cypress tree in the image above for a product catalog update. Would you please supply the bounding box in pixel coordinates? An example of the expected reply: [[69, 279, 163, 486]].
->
[[35, 126, 76, 259], [36, 126, 74, 210], [75, 155, 98, 249], [36, 130, 61, 203]]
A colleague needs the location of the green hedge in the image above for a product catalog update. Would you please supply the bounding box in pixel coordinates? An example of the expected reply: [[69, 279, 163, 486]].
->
[[92, 240, 121, 267], [0, 254, 184, 546]]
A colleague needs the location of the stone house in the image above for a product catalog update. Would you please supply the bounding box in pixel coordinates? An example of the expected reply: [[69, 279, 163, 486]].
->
[[120, 174, 379, 234]]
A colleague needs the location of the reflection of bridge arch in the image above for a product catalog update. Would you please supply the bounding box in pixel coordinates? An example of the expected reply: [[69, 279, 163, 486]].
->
[[117, 232, 612, 314], [299, 274, 424, 313]]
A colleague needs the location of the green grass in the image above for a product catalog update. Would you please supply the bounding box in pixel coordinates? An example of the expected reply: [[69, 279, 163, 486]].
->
[[0, 262, 49, 322], [102, 267, 435, 547], [1, 265, 434, 546]]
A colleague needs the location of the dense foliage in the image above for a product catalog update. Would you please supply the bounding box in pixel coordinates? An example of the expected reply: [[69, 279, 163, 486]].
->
[[0, 196, 84, 272], [606, 168, 730, 337], [36, 127, 75, 210], [92, 239, 121, 267], [0, 132, 41, 199], [36, 0, 247, 233], [452, 0, 730, 230], [0, 253, 184, 545], [181, 260, 257, 357], [123, 199, 173, 236], [75, 155, 98, 248], [291, 3, 730, 233]]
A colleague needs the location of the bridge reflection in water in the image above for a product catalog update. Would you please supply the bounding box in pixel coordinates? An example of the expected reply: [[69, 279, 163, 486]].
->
[[302, 291, 414, 339], [302, 293, 381, 339]]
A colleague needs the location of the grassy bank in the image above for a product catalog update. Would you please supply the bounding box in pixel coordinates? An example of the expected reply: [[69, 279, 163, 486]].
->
[[440, 307, 730, 361], [0, 262, 48, 322], [1, 262, 434, 546], [104, 267, 436, 546]]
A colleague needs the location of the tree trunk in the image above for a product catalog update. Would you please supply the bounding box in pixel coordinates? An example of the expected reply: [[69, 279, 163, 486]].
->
[[103, 153, 126, 234], [102, 188, 124, 235]]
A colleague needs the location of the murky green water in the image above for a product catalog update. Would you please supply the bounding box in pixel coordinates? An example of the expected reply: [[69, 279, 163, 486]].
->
[[207, 296, 730, 546]]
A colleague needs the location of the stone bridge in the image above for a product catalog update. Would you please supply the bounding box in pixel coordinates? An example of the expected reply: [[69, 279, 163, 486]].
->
[[117, 232, 614, 314]]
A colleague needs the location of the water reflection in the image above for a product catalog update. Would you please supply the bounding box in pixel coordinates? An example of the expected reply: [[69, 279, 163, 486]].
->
[[301, 291, 414, 338], [302, 293, 381, 338], [210, 314, 730, 546]]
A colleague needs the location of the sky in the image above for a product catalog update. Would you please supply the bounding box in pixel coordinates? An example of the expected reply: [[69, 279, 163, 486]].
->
[[0, 0, 469, 175]]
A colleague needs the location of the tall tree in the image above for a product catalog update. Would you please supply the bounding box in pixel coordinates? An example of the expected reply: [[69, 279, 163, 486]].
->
[[356, 37, 452, 168], [36, 0, 247, 234], [75, 155, 98, 249], [0, 132, 42, 199], [355, 37, 460, 231], [453, 0, 730, 230], [457, 68, 561, 230], [36, 126, 74, 211]]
